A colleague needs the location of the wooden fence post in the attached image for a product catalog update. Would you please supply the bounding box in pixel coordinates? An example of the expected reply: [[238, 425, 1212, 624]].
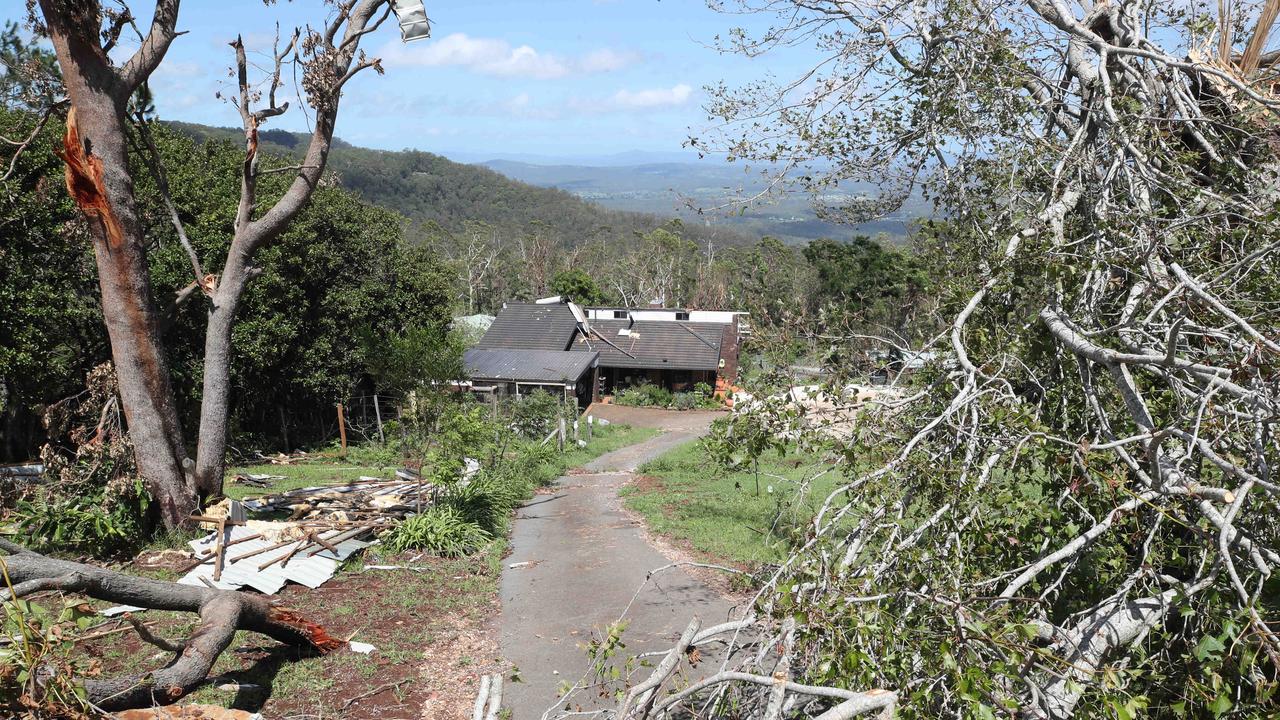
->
[[587, 415, 593, 442], [337, 403, 348, 455], [278, 405, 290, 452], [373, 394, 385, 445], [557, 416, 566, 452]]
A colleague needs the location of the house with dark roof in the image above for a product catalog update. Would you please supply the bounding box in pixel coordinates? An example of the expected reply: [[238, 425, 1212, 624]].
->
[[463, 298, 745, 407]]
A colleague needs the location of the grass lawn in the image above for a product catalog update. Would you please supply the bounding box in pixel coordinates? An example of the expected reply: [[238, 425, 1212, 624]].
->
[[622, 440, 842, 568], [222, 422, 657, 502]]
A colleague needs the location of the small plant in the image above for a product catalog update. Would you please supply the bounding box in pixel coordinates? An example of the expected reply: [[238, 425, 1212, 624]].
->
[[1, 562, 96, 719], [383, 505, 491, 556], [672, 392, 701, 410], [507, 389, 564, 438]]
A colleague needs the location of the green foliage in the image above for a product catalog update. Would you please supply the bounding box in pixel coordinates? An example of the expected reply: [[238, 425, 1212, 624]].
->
[[549, 268, 607, 305], [505, 389, 569, 439], [0, 112, 456, 459], [615, 382, 720, 410], [802, 236, 929, 329], [614, 383, 675, 408], [382, 504, 492, 557], [12, 365, 152, 556], [0, 587, 96, 719], [365, 324, 465, 398], [0, 107, 100, 459]]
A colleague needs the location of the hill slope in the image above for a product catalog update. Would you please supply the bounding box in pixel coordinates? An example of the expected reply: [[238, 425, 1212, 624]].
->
[[167, 122, 751, 249]]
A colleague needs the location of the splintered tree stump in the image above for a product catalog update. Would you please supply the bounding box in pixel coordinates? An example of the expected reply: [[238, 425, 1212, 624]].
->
[[0, 540, 342, 710]]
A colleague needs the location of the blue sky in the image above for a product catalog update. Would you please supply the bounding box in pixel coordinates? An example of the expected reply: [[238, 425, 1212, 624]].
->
[[5, 1, 796, 161]]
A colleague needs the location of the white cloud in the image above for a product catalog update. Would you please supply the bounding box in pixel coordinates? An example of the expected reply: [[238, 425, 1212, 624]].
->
[[380, 33, 637, 79], [580, 48, 641, 73], [609, 84, 693, 109]]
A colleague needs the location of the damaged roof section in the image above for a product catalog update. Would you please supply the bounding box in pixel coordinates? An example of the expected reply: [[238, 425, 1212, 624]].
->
[[573, 319, 724, 370], [474, 302, 580, 352], [464, 348, 598, 384], [181, 525, 371, 594]]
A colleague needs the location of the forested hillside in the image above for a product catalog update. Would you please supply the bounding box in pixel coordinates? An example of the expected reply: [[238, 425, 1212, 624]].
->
[[167, 122, 748, 250]]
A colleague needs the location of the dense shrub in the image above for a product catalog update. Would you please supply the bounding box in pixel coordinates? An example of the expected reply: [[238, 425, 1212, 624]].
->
[[615, 383, 674, 408], [11, 364, 152, 556], [382, 505, 491, 556], [506, 389, 566, 439], [616, 382, 720, 411]]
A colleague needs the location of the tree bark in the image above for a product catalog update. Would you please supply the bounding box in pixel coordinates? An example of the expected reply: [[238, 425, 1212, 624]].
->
[[39, 1, 195, 527], [2, 541, 342, 710]]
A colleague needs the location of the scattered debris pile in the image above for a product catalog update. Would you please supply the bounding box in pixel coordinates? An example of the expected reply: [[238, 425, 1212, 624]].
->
[[240, 472, 435, 521], [734, 384, 905, 440], [230, 473, 283, 488], [106, 473, 441, 614]]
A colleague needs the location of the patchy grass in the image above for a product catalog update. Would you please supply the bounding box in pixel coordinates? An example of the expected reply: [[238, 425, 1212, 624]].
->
[[223, 422, 654, 502], [222, 459, 396, 501], [554, 422, 658, 475], [622, 440, 840, 568], [14, 422, 659, 719], [76, 544, 506, 719]]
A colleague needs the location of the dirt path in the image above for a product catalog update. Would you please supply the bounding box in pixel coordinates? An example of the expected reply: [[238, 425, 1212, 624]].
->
[[499, 407, 741, 720]]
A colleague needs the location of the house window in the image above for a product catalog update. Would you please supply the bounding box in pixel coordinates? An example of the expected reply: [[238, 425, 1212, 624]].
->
[[675, 312, 690, 321], [613, 310, 628, 319]]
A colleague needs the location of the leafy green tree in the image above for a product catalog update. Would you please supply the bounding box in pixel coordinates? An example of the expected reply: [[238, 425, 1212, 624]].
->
[[549, 268, 606, 305], [26, 0, 394, 527], [802, 236, 928, 326], [0, 108, 101, 460]]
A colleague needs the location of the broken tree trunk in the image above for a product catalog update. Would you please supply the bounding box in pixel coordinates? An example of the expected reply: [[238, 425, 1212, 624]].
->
[[39, 1, 196, 528], [1, 541, 342, 711]]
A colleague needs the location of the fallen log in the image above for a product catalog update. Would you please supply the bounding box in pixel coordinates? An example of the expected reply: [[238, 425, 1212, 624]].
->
[[0, 538, 343, 711]]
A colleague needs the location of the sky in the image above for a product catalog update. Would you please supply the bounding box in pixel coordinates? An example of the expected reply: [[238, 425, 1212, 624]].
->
[[3, 1, 799, 162]]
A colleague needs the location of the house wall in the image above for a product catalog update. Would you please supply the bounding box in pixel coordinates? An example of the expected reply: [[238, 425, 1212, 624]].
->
[[718, 321, 742, 388], [583, 308, 746, 324]]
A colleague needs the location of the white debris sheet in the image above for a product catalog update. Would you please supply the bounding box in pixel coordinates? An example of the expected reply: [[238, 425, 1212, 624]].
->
[[181, 525, 372, 594]]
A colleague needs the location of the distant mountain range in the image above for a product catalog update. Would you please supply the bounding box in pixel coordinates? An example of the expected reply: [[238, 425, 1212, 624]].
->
[[476, 158, 926, 244]]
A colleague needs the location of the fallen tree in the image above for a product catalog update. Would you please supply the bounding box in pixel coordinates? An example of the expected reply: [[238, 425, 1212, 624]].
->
[[0, 538, 342, 711], [563, 0, 1280, 717]]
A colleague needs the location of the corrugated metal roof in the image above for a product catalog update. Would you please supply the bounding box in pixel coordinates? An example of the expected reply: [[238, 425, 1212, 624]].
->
[[464, 348, 598, 384], [475, 303, 579, 351], [572, 320, 723, 370], [181, 526, 370, 595]]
